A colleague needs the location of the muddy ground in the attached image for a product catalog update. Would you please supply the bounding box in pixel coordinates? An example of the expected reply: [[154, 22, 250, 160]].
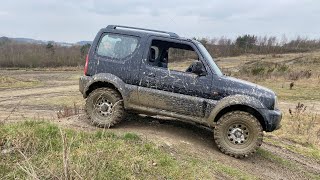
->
[[0, 69, 319, 179]]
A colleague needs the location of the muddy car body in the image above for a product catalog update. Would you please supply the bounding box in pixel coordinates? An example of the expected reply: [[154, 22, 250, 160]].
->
[[79, 25, 282, 158]]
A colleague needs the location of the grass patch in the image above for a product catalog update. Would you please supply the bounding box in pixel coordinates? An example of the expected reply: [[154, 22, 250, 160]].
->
[[0, 76, 41, 89], [0, 121, 255, 179], [123, 132, 140, 141], [214, 162, 256, 180], [256, 149, 293, 168], [265, 137, 320, 161], [257, 80, 320, 101], [286, 144, 320, 160]]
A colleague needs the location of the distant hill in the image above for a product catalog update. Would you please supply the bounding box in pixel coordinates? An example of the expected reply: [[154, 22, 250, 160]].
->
[[76, 41, 92, 46], [0, 36, 92, 47], [10, 37, 46, 45]]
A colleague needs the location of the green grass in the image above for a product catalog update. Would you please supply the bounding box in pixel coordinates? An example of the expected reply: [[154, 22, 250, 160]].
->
[[0, 121, 256, 179]]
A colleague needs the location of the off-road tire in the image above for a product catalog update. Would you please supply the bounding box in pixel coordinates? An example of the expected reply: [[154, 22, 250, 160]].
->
[[214, 111, 263, 158], [85, 88, 125, 128]]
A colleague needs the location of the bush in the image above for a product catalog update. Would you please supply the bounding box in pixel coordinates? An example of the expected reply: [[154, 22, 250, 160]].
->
[[251, 66, 265, 76], [288, 70, 312, 80], [239, 61, 290, 77]]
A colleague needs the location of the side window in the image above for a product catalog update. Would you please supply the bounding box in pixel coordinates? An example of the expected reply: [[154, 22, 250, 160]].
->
[[97, 33, 139, 60], [168, 47, 199, 72], [148, 39, 201, 73]]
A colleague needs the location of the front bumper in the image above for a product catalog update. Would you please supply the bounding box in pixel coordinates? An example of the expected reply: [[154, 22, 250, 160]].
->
[[261, 108, 282, 132], [79, 75, 92, 97]]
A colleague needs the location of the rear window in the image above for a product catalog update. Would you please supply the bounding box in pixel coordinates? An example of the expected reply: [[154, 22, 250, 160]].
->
[[96, 33, 139, 60]]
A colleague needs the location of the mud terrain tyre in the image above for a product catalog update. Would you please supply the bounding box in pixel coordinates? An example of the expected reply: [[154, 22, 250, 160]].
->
[[214, 111, 263, 158], [85, 88, 125, 128]]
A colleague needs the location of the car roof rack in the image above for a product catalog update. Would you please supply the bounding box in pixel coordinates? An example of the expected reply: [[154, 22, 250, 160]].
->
[[107, 25, 179, 38]]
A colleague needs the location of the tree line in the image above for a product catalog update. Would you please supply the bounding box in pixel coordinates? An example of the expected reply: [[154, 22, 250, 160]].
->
[[0, 35, 320, 68], [0, 38, 90, 68], [196, 35, 320, 57]]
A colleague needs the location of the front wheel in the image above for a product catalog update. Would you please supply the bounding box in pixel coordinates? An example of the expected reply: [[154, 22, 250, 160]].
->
[[85, 88, 125, 128], [214, 111, 263, 158]]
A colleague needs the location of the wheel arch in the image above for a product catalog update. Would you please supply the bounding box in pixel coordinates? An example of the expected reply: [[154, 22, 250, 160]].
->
[[208, 95, 267, 131], [213, 104, 266, 131], [84, 73, 126, 100], [86, 81, 121, 97]]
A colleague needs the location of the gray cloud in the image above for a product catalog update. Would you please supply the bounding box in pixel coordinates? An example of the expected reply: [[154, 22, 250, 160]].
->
[[0, 0, 319, 42]]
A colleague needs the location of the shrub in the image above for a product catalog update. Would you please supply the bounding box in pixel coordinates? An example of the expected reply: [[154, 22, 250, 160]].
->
[[288, 70, 312, 80], [238, 61, 290, 77], [288, 103, 320, 145]]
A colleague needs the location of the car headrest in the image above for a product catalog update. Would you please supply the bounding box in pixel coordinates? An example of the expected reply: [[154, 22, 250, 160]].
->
[[162, 50, 168, 63]]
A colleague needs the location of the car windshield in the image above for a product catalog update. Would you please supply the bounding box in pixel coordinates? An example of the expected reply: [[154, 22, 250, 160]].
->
[[197, 43, 223, 76]]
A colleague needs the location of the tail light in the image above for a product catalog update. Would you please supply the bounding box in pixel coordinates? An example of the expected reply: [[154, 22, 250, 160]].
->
[[84, 54, 89, 75]]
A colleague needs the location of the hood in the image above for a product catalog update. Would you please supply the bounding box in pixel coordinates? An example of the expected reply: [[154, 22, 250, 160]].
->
[[214, 76, 276, 109]]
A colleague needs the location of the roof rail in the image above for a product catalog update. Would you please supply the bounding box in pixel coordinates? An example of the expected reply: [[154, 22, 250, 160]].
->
[[106, 25, 179, 38]]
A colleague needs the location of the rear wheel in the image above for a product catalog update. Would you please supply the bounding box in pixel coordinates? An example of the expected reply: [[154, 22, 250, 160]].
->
[[85, 88, 125, 128], [214, 111, 263, 158]]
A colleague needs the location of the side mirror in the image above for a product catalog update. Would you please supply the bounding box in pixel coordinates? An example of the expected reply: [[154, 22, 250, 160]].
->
[[191, 61, 207, 76]]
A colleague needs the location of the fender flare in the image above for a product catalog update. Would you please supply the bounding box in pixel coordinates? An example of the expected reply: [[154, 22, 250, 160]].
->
[[83, 73, 126, 99], [208, 94, 266, 126]]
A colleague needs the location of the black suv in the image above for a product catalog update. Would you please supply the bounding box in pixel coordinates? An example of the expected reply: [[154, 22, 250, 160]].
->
[[79, 25, 282, 158]]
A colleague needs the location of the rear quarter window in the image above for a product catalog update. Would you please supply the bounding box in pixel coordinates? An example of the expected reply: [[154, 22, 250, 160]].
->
[[96, 33, 139, 60]]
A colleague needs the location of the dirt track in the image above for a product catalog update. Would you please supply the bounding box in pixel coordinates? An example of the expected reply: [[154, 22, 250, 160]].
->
[[1, 70, 320, 179]]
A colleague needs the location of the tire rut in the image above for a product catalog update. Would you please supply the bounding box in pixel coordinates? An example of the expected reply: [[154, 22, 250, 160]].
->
[[262, 141, 320, 174]]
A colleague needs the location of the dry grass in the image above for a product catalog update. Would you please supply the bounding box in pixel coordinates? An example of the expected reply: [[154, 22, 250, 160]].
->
[[0, 76, 41, 89], [270, 103, 320, 149], [256, 78, 320, 101]]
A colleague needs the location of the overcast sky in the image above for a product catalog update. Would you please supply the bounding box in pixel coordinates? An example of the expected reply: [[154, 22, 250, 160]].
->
[[0, 0, 319, 43]]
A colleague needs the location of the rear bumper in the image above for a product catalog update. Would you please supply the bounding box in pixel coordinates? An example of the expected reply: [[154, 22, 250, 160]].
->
[[79, 75, 92, 97], [261, 108, 282, 132]]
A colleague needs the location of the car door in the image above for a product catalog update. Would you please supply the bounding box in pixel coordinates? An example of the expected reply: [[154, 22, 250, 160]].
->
[[138, 36, 213, 117]]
